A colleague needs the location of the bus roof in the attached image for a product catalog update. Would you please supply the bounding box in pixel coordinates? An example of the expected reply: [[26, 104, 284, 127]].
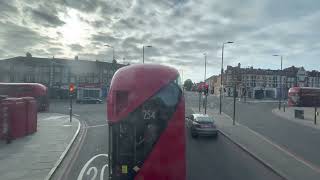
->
[[0, 83, 48, 96], [107, 64, 179, 123], [289, 87, 320, 93]]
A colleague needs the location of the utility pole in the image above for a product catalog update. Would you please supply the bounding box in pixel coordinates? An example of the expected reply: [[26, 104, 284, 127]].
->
[[204, 53, 207, 82], [142, 45, 152, 64], [233, 83, 236, 125], [273, 54, 283, 110], [198, 90, 201, 112], [220, 41, 234, 114], [204, 53, 208, 114]]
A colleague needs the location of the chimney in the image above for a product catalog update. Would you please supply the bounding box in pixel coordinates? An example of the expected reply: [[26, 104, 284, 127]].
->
[[238, 63, 241, 68], [75, 56, 79, 61]]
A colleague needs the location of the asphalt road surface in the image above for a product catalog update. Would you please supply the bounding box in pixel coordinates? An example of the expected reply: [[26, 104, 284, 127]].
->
[[187, 91, 320, 172], [48, 97, 282, 180]]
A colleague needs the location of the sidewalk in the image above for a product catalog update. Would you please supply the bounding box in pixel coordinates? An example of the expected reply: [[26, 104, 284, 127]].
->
[[0, 113, 80, 180], [272, 107, 320, 130], [192, 107, 320, 180]]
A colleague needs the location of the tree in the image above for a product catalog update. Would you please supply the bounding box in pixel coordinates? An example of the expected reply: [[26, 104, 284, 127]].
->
[[184, 79, 193, 91], [26, 52, 32, 57]]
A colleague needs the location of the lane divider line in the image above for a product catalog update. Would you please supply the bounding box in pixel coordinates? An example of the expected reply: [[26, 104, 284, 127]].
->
[[218, 130, 289, 180], [240, 122, 320, 174], [86, 124, 108, 128], [61, 119, 89, 180]]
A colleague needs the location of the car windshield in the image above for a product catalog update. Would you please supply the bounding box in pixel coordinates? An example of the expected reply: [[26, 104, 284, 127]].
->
[[1, 1, 319, 180], [196, 117, 214, 122]]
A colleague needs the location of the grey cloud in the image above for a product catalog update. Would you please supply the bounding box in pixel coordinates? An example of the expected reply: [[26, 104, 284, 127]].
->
[[48, 47, 64, 54], [69, 44, 84, 51], [0, 0, 19, 21], [64, 0, 100, 12], [1, 0, 320, 82], [0, 21, 49, 54], [152, 37, 174, 46], [262, 0, 320, 21], [32, 48, 51, 57], [26, 6, 65, 27], [91, 20, 109, 28], [113, 17, 146, 31], [0, 1, 18, 15], [91, 32, 121, 45]]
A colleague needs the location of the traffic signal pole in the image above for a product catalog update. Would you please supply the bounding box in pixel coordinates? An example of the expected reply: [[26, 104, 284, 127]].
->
[[69, 83, 75, 123], [233, 84, 236, 125], [204, 94, 207, 114], [198, 92, 201, 112], [70, 94, 73, 123]]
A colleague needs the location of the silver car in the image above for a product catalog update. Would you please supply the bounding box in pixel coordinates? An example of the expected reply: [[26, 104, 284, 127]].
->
[[186, 114, 218, 138]]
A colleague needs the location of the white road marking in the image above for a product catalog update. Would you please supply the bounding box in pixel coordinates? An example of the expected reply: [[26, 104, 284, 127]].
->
[[43, 116, 68, 121], [73, 114, 80, 117], [100, 164, 109, 180], [87, 124, 108, 128], [77, 154, 108, 180], [241, 123, 320, 174]]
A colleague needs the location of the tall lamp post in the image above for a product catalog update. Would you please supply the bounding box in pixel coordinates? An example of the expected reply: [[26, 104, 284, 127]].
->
[[273, 54, 283, 110], [142, 45, 152, 64], [204, 53, 207, 82], [219, 41, 234, 114], [104, 44, 115, 61]]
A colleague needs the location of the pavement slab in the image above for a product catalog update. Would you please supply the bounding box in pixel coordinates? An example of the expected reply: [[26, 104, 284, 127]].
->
[[272, 108, 320, 130], [0, 113, 80, 180]]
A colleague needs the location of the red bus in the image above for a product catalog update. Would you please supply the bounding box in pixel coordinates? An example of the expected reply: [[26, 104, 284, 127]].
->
[[288, 87, 320, 107], [107, 64, 186, 180], [0, 83, 49, 111]]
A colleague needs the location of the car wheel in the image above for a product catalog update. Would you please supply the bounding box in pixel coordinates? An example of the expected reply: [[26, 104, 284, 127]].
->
[[191, 132, 198, 138], [213, 132, 219, 139]]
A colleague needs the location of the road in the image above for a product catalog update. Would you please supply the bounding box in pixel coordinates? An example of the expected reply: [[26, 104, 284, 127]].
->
[[188, 91, 320, 172], [49, 101, 109, 180], [49, 95, 282, 180]]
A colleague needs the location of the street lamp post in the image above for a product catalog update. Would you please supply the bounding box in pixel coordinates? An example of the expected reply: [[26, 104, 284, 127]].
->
[[104, 44, 115, 61], [273, 54, 283, 110], [204, 53, 208, 114], [142, 45, 152, 64], [204, 53, 207, 82], [219, 41, 234, 114]]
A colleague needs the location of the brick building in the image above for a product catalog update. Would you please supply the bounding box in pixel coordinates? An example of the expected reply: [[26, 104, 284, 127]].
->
[[0, 56, 126, 99], [207, 63, 320, 99]]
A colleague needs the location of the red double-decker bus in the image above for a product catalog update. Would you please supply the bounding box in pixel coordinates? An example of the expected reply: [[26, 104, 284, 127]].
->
[[0, 83, 49, 111], [288, 87, 320, 107], [107, 64, 186, 180]]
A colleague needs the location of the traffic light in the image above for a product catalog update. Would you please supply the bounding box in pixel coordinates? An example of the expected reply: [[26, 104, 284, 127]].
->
[[69, 83, 75, 95], [205, 87, 209, 95]]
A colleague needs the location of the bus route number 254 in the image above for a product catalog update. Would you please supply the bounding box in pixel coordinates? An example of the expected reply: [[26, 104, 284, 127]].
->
[[142, 110, 156, 120]]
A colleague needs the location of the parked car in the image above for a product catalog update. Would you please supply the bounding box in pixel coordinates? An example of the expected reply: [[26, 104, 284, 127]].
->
[[76, 97, 103, 104], [186, 114, 218, 138]]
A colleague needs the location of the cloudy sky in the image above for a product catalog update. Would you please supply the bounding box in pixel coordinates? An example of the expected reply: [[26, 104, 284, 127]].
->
[[1, 0, 320, 82]]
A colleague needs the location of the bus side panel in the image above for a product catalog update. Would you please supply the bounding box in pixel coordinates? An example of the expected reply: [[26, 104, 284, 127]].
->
[[135, 97, 186, 180]]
